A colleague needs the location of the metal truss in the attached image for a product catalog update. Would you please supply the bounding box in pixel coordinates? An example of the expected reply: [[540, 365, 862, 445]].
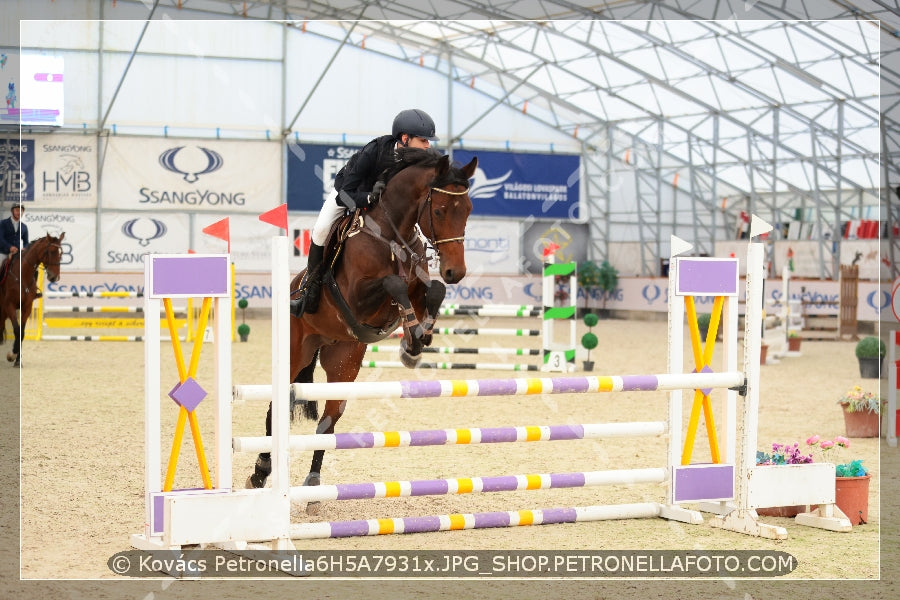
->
[[117, 0, 897, 278]]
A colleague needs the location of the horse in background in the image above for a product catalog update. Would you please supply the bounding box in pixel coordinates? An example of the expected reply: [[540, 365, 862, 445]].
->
[[0, 233, 65, 367], [247, 149, 477, 514]]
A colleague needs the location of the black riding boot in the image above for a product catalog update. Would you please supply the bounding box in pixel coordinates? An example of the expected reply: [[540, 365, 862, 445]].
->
[[290, 243, 324, 317]]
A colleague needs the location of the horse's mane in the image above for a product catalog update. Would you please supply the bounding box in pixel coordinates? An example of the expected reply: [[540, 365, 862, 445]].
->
[[381, 147, 471, 190], [381, 147, 445, 184]]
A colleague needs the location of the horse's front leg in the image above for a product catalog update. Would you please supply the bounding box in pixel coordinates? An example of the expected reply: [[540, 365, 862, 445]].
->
[[420, 280, 446, 347], [382, 274, 426, 367], [7, 319, 21, 366]]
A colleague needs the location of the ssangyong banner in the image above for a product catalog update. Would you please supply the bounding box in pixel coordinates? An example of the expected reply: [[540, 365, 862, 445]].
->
[[100, 212, 191, 271], [452, 149, 580, 220], [22, 210, 95, 271], [286, 142, 363, 212], [101, 137, 280, 213]]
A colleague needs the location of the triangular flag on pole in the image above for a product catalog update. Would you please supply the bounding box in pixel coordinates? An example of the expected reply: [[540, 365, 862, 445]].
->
[[202, 217, 230, 253], [259, 204, 288, 231]]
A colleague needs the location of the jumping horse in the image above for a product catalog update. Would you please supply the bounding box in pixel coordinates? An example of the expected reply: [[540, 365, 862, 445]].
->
[[0, 233, 65, 367], [247, 148, 477, 513]]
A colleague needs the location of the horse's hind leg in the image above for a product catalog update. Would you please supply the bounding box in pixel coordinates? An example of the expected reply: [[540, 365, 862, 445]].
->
[[303, 399, 346, 515], [246, 353, 320, 489]]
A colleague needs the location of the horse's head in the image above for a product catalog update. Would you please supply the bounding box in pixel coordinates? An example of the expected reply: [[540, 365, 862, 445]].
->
[[420, 155, 476, 284], [30, 232, 65, 283]]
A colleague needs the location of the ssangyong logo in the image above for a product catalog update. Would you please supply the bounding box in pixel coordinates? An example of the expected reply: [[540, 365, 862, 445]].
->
[[468, 166, 512, 200], [158, 146, 223, 183], [122, 217, 167, 246]]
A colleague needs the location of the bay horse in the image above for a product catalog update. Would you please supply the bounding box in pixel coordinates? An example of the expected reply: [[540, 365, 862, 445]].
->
[[0, 233, 65, 367], [247, 148, 477, 513]]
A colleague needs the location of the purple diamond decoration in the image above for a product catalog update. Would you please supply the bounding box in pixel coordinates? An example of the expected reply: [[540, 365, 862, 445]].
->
[[168, 377, 207, 412], [691, 364, 715, 396]]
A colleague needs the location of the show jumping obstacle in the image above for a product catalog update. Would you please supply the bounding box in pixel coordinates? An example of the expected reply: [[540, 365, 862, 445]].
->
[[133, 219, 852, 553]]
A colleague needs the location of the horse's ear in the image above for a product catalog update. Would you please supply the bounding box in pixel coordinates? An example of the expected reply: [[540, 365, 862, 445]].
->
[[436, 154, 450, 177], [58, 231, 66, 242], [462, 156, 478, 179]]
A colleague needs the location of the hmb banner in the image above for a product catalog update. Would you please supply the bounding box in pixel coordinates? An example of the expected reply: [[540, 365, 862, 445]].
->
[[101, 137, 280, 213]]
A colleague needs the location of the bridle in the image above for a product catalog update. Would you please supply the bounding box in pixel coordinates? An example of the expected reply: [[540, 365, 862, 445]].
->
[[419, 184, 469, 250]]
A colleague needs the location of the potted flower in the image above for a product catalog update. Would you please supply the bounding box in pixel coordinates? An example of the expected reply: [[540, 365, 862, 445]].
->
[[787, 330, 802, 352], [807, 435, 871, 525], [581, 313, 599, 371], [854, 336, 885, 378], [755, 435, 872, 525], [753, 441, 815, 517], [838, 386, 883, 438]]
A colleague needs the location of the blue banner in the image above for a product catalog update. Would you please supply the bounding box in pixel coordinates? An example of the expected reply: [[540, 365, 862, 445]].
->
[[286, 142, 363, 212], [452, 149, 579, 219], [1, 137, 35, 202]]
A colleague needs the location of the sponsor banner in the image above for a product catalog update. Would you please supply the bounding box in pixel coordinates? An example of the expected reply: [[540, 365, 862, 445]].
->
[[100, 213, 190, 271], [1, 137, 35, 202], [461, 221, 520, 274], [32, 134, 98, 209], [453, 149, 580, 220], [22, 210, 95, 271], [101, 137, 280, 213], [286, 142, 362, 212]]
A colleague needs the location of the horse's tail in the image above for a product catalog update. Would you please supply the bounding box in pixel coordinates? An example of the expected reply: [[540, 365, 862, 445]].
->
[[290, 349, 320, 422]]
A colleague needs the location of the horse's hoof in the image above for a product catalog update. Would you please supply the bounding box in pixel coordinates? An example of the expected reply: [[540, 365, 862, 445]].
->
[[306, 501, 321, 516], [400, 350, 422, 368], [246, 472, 267, 489]]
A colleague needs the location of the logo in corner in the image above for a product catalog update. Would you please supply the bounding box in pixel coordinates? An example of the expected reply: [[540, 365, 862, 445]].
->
[[122, 217, 167, 247], [158, 146, 223, 183], [468, 166, 512, 200]]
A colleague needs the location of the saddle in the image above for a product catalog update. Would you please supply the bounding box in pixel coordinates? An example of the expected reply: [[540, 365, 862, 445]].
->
[[319, 211, 403, 343]]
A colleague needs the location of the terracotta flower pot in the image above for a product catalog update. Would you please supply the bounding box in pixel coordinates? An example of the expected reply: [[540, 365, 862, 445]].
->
[[756, 505, 807, 518], [835, 474, 871, 526], [840, 403, 880, 438], [760, 344, 768, 365], [788, 337, 801, 351]]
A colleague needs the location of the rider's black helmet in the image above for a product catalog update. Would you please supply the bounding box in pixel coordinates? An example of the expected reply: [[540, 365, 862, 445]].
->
[[392, 109, 439, 141]]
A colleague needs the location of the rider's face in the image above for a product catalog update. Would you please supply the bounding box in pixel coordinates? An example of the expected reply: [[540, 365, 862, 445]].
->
[[11, 207, 21, 220], [406, 136, 431, 149]]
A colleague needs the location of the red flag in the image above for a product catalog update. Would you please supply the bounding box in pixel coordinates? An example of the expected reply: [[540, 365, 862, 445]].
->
[[259, 204, 288, 231], [202, 217, 230, 253], [542, 242, 560, 258]]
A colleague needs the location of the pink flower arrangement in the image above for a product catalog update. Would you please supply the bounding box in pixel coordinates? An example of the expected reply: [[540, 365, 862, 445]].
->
[[757, 434, 866, 476]]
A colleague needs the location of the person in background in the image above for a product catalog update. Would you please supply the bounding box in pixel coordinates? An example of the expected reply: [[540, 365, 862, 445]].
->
[[0, 202, 29, 271]]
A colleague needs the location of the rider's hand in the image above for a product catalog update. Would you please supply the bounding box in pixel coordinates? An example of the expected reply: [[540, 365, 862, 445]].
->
[[368, 181, 386, 206]]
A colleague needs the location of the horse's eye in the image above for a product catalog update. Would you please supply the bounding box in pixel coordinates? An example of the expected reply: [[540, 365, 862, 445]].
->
[[433, 208, 443, 218]]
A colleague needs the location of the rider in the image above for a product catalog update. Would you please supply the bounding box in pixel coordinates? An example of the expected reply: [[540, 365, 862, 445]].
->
[[290, 108, 439, 317], [0, 202, 29, 272]]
